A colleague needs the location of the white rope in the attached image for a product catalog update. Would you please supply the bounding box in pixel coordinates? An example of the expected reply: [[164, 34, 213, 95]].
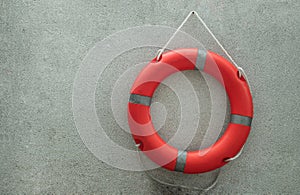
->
[[191, 11, 240, 69], [156, 11, 194, 61], [156, 11, 244, 75], [224, 146, 245, 162]]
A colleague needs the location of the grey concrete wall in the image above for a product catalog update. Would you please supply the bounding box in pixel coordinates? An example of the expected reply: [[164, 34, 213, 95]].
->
[[1, 0, 299, 194]]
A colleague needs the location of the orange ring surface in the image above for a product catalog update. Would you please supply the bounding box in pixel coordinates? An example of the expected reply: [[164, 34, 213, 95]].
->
[[128, 48, 253, 174]]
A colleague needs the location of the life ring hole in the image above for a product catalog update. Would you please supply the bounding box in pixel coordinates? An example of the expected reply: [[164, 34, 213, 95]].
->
[[151, 71, 230, 151]]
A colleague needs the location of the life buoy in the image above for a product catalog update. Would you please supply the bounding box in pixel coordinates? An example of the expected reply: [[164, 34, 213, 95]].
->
[[128, 48, 253, 174]]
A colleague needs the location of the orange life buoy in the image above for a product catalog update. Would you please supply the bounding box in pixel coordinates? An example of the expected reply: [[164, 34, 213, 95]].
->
[[128, 48, 253, 174]]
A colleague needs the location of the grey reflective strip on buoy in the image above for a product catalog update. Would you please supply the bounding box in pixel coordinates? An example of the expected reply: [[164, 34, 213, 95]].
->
[[129, 94, 152, 106], [195, 49, 207, 71], [230, 114, 252, 126], [174, 150, 187, 172]]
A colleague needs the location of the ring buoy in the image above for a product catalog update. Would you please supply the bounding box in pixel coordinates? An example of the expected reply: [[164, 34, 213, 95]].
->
[[128, 48, 253, 174]]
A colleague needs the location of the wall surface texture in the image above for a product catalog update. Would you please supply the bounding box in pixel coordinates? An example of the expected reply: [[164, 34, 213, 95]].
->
[[0, 0, 299, 194]]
